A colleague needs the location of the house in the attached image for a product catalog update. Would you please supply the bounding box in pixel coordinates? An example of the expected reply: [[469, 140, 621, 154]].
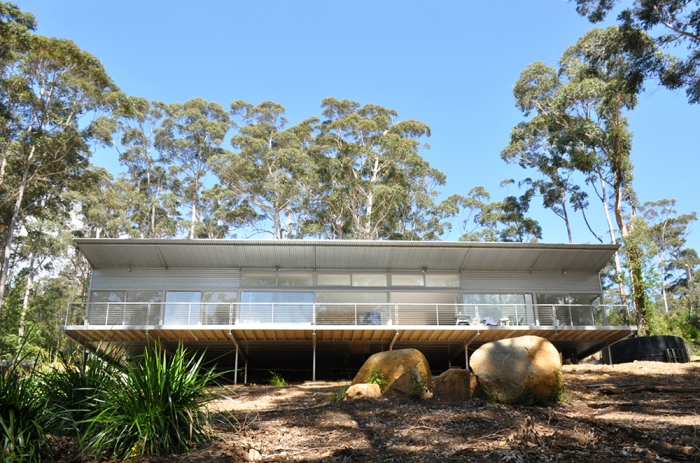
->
[[62, 239, 635, 382]]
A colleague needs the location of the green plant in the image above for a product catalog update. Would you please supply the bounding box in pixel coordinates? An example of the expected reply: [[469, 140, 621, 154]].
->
[[80, 341, 226, 459], [0, 346, 55, 462], [408, 368, 428, 400], [366, 368, 387, 392], [41, 349, 121, 436], [327, 385, 348, 402], [267, 371, 288, 386]]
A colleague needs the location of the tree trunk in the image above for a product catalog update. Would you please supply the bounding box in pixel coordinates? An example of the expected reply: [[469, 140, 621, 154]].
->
[[0, 146, 34, 315], [18, 255, 35, 349]]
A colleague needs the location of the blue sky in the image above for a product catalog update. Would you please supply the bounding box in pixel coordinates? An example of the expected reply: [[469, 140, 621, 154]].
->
[[17, 0, 700, 248]]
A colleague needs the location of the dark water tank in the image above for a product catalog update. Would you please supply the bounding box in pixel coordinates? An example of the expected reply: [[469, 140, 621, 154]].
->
[[606, 335, 690, 364]]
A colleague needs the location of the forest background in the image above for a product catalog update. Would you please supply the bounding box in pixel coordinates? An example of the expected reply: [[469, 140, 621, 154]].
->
[[2, 0, 700, 359]]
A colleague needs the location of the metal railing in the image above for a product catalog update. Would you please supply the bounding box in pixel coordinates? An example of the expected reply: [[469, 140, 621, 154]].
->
[[64, 302, 632, 328]]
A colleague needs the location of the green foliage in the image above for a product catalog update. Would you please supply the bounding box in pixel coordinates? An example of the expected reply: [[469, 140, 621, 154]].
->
[[0, 345, 54, 462], [366, 368, 387, 392], [327, 385, 348, 402], [41, 350, 122, 436], [408, 367, 429, 400], [267, 371, 288, 386], [80, 342, 224, 460]]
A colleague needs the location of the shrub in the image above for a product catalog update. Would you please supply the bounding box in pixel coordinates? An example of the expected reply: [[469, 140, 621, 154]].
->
[[80, 341, 225, 460], [408, 367, 428, 400], [0, 349, 54, 462], [41, 349, 121, 436], [267, 371, 288, 386], [366, 368, 387, 392]]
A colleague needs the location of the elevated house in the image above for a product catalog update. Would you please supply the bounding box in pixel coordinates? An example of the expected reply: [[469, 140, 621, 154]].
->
[[62, 239, 635, 382]]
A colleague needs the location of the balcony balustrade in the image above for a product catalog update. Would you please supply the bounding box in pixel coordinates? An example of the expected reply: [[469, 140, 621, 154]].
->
[[64, 302, 632, 328]]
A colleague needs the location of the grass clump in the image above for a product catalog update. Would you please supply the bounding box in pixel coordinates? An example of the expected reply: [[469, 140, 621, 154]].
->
[[0, 348, 54, 462], [366, 368, 387, 392], [267, 371, 288, 386], [80, 341, 224, 460], [328, 385, 348, 402]]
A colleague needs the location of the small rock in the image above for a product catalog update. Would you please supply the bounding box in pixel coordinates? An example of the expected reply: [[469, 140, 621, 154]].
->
[[246, 448, 262, 461], [346, 383, 382, 399]]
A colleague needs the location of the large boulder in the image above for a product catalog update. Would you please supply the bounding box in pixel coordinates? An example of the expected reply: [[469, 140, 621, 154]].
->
[[352, 348, 431, 398], [345, 383, 381, 399], [470, 336, 563, 404], [432, 368, 470, 401]]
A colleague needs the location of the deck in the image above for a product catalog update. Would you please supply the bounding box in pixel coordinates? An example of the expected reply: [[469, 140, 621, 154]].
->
[[61, 302, 636, 382]]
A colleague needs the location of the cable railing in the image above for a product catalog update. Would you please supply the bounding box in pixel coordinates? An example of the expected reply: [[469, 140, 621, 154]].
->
[[64, 302, 632, 328]]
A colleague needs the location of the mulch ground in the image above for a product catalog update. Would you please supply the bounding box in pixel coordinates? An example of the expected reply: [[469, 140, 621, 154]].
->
[[114, 360, 700, 462]]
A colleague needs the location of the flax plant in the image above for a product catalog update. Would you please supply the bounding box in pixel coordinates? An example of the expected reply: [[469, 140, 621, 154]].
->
[[80, 342, 224, 459]]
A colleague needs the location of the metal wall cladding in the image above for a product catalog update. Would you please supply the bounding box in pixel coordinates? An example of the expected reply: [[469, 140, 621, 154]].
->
[[90, 269, 241, 290], [314, 246, 466, 270], [460, 270, 602, 293]]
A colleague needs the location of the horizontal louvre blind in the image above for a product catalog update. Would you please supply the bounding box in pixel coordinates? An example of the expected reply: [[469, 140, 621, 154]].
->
[[460, 271, 601, 293], [91, 269, 241, 290]]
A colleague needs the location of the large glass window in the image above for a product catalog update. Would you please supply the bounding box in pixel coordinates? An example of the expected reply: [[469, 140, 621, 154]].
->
[[201, 291, 237, 325], [240, 292, 313, 323], [88, 291, 125, 325], [164, 291, 201, 325], [315, 291, 389, 325], [125, 290, 162, 325], [462, 294, 532, 325], [536, 294, 600, 326], [391, 292, 460, 325]]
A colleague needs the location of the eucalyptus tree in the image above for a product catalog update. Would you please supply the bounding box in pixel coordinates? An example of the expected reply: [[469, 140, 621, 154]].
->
[[0, 32, 120, 314], [510, 27, 659, 328], [575, 0, 700, 103], [642, 199, 699, 309], [311, 98, 436, 240], [155, 98, 231, 239], [113, 97, 179, 238], [210, 101, 310, 239], [448, 184, 542, 242]]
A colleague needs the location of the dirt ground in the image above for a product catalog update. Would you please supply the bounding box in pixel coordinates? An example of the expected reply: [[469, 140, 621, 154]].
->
[[157, 359, 700, 463]]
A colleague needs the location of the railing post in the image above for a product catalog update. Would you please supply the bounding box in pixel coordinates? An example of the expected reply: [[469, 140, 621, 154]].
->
[[394, 304, 399, 325], [188, 303, 192, 325], [354, 304, 357, 325], [105, 303, 110, 326], [626, 304, 632, 326], [312, 303, 316, 325], [271, 303, 275, 323], [435, 304, 440, 326], [569, 305, 573, 326], [475, 305, 480, 325], [147, 303, 151, 325], [514, 304, 519, 325]]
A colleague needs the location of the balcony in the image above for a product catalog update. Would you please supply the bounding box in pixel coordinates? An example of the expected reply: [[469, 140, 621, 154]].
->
[[63, 302, 632, 328]]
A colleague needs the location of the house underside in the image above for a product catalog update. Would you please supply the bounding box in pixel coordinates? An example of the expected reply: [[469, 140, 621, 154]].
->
[[62, 239, 636, 382]]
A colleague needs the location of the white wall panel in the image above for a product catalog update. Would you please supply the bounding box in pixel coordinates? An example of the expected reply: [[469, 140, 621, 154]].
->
[[460, 271, 601, 293], [91, 269, 241, 291]]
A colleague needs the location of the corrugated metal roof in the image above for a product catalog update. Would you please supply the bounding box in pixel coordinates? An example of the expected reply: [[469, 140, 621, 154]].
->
[[74, 238, 619, 273]]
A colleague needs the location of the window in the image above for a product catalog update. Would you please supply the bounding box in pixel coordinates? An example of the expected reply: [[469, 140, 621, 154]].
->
[[240, 292, 313, 323], [462, 294, 532, 325], [241, 272, 277, 286], [277, 273, 313, 287], [164, 291, 201, 325], [351, 274, 387, 287], [315, 292, 389, 325], [88, 291, 125, 325], [425, 274, 460, 288], [317, 274, 351, 286], [125, 290, 162, 325], [201, 291, 237, 325], [392, 274, 425, 286], [536, 294, 600, 326]]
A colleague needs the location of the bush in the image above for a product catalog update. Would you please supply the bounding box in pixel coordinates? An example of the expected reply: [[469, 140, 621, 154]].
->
[[0, 350, 54, 462], [80, 342, 225, 460], [41, 349, 121, 436], [267, 371, 288, 386], [366, 368, 387, 392]]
